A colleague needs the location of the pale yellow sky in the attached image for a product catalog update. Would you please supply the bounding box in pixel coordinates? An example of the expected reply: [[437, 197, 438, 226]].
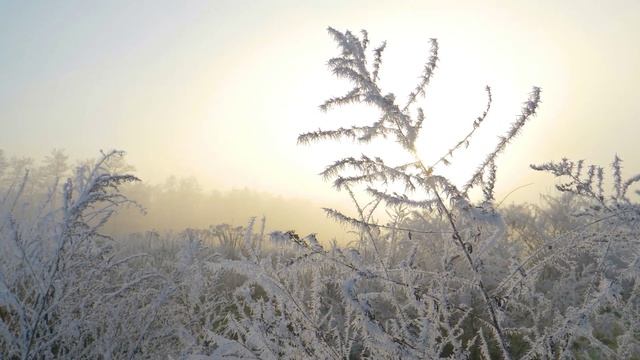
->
[[1, 0, 639, 205]]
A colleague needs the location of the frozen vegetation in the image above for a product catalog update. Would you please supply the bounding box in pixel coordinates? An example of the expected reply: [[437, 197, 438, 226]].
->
[[1, 28, 640, 359]]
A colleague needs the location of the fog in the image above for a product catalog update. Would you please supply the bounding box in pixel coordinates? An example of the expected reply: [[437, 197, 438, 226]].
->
[[104, 179, 352, 242], [2, 1, 640, 209], [0, 148, 351, 242]]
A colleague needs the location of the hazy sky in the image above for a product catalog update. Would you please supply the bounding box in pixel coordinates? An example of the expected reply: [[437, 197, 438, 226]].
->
[[2, 0, 639, 205]]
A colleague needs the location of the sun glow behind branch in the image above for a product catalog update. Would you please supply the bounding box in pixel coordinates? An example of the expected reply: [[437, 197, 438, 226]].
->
[[300, 33, 538, 203]]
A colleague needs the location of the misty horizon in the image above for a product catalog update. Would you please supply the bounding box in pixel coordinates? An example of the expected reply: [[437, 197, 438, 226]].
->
[[2, 1, 640, 207]]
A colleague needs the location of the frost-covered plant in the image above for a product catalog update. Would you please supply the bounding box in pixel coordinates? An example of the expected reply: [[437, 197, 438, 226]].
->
[[520, 156, 640, 358], [202, 28, 640, 360], [201, 28, 542, 359], [0, 150, 175, 359], [297, 27, 542, 358]]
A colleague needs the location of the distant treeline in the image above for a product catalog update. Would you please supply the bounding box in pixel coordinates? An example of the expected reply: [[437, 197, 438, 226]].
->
[[0, 149, 350, 241], [105, 179, 351, 241]]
